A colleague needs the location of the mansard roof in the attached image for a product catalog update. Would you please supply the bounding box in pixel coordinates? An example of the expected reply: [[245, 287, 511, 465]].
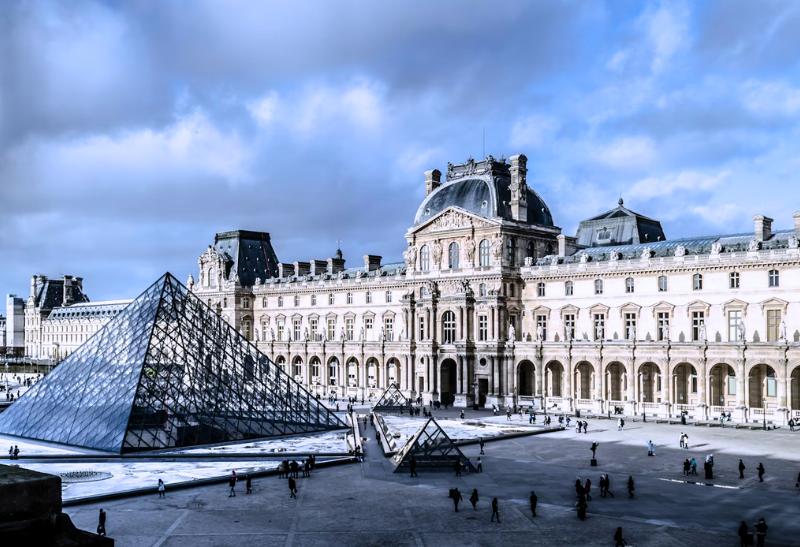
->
[[47, 300, 131, 320], [213, 230, 280, 286], [413, 157, 554, 227], [540, 228, 797, 266], [575, 198, 666, 248]]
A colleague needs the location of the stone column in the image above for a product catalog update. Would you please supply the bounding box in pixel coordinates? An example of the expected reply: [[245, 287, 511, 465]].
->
[[456, 356, 462, 395], [492, 356, 499, 395]]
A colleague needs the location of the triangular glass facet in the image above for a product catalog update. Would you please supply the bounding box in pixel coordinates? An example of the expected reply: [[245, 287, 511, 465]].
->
[[392, 417, 475, 473], [372, 383, 410, 413]]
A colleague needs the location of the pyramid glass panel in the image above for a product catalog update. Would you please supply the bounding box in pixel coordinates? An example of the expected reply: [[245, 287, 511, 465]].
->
[[392, 417, 475, 473], [0, 273, 347, 453], [373, 383, 411, 413]]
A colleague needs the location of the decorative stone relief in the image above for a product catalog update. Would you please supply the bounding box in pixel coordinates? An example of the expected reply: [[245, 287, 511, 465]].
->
[[674, 245, 686, 257]]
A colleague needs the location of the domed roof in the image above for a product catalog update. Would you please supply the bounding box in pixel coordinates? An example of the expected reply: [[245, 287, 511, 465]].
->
[[413, 175, 554, 227]]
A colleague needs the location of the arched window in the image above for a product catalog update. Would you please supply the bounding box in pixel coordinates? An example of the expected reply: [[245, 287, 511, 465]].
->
[[506, 237, 516, 267], [625, 277, 635, 293], [594, 279, 603, 295], [442, 311, 456, 344], [564, 281, 573, 296], [693, 273, 703, 291], [537, 282, 545, 297], [420, 245, 430, 272], [479, 239, 490, 267], [479, 283, 487, 297], [448, 242, 460, 269]]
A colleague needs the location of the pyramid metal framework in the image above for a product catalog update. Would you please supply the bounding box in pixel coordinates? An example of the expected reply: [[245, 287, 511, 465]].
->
[[392, 417, 475, 473], [372, 383, 411, 413], [0, 273, 347, 453]]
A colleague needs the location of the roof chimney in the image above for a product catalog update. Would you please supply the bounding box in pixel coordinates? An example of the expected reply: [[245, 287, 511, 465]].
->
[[363, 255, 382, 272], [509, 154, 528, 222], [753, 215, 773, 242], [425, 169, 441, 196]]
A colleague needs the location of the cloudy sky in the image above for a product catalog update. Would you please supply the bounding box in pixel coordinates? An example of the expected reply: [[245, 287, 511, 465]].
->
[[2, 1, 800, 301]]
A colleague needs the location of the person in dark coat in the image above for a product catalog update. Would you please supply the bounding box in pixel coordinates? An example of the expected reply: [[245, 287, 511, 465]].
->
[[604, 474, 615, 497], [228, 475, 237, 497], [479, 438, 485, 455], [454, 460, 462, 477], [755, 517, 768, 547], [490, 497, 500, 522], [590, 442, 598, 459], [288, 477, 297, 499], [410, 456, 418, 477], [450, 487, 462, 511], [575, 479, 584, 499], [739, 459, 746, 479], [627, 476, 635, 498], [97, 509, 106, 537], [614, 527, 625, 546], [738, 521, 749, 547], [529, 491, 537, 517], [469, 488, 479, 510], [599, 474, 607, 497], [576, 496, 587, 520], [584, 478, 592, 501], [757, 463, 765, 482], [245, 474, 252, 494]]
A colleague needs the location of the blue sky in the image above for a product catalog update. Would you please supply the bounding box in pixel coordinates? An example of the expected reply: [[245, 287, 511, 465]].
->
[[1, 1, 800, 300]]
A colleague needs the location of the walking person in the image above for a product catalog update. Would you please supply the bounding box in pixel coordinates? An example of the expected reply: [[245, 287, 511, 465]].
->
[[614, 526, 626, 547], [757, 462, 765, 482], [449, 487, 462, 512], [529, 490, 537, 517], [476, 456, 483, 473], [246, 474, 253, 494], [599, 474, 607, 497], [454, 460, 462, 477], [679, 433, 685, 449], [739, 459, 746, 480], [479, 438, 485, 455], [584, 478, 592, 501], [683, 459, 691, 477], [228, 474, 237, 497], [97, 509, 107, 537], [410, 456, 418, 477], [13, 445, 19, 460], [754, 517, 768, 547], [469, 488, 479, 510], [288, 476, 297, 499], [590, 442, 598, 460], [490, 497, 500, 523], [738, 521, 750, 547], [583, 420, 588, 434], [627, 476, 635, 498], [157, 478, 166, 498], [605, 474, 615, 497]]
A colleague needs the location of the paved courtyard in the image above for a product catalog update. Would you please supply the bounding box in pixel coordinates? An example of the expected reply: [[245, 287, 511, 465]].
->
[[65, 410, 800, 546]]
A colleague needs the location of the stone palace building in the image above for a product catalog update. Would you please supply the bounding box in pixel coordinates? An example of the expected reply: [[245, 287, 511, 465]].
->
[[8, 154, 800, 425]]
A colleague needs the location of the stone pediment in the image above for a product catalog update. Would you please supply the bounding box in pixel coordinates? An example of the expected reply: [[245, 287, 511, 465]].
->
[[411, 207, 495, 235]]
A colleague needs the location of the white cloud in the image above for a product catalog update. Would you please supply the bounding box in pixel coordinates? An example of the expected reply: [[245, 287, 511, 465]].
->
[[247, 92, 279, 127], [688, 203, 743, 228], [629, 170, 729, 200], [644, 1, 690, 73], [741, 80, 800, 116], [593, 136, 657, 169], [509, 115, 560, 149], [292, 79, 386, 137]]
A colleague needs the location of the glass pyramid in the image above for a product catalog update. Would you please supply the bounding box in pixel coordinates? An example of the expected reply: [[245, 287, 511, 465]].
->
[[392, 417, 475, 473], [372, 383, 411, 413], [0, 273, 347, 453]]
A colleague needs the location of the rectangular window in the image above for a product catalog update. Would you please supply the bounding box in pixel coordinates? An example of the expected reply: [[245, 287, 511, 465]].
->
[[366, 292, 372, 304], [728, 310, 742, 342], [657, 312, 670, 341], [293, 319, 301, 341], [345, 317, 354, 341], [327, 318, 336, 341], [365, 317, 373, 334], [478, 315, 488, 341], [768, 269, 780, 288], [347, 292, 353, 304], [729, 272, 740, 289], [309, 318, 318, 340], [563, 313, 575, 340], [658, 275, 668, 292], [386, 290, 392, 303], [691, 376, 698, 393], [565, 281, 573, 296], [593, 313, 605, 341], [277, 320, 285, 341], [727, 376, 737, 396], [328, 293, 334, 305], [384, 317, 394, 341], [767, 376, 777, 397], [624, 312, 637, 341], [536, 314, 547, 341], [766, 309, 781, 341], [691, 311, 705, 341], [418, 316, 426, 341], [537, 282, 545, 297]]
